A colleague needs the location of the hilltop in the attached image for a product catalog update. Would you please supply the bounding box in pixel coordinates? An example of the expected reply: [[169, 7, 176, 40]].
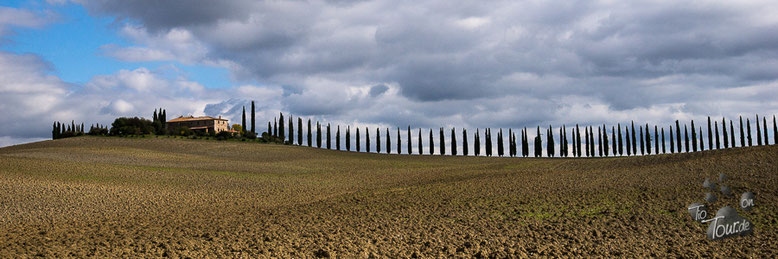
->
[[0, 136, 776, 257]]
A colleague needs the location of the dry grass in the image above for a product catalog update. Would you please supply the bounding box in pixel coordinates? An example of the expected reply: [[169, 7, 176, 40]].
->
[[0, 136, 776, 257]]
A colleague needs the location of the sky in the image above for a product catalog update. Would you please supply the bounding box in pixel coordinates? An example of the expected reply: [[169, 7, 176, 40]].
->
[[1, 0, 777, 148]]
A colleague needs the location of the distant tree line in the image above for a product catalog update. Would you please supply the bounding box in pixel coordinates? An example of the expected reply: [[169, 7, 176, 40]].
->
[[263, 114, 778, 157]]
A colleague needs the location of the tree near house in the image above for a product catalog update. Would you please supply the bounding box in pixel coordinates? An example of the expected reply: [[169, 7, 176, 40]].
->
[[251, 101, 255, 135], [241, 106, 246, 135]]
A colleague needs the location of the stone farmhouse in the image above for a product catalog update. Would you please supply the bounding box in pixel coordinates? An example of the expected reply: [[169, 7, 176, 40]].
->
[[166, 116, 231, 134]]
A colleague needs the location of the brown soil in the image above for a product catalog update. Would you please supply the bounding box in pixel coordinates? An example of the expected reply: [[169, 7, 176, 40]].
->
[[0, 136, 776, 257]]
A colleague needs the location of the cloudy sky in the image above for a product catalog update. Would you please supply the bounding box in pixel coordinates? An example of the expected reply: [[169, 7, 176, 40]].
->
[[1, 0, 777, 148]]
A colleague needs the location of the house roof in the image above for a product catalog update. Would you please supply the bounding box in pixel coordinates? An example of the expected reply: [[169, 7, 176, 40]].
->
[[167, 116, 228, 123]]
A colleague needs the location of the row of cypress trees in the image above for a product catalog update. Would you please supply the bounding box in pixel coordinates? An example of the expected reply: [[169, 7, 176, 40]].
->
[[267, 114, 778, 157]]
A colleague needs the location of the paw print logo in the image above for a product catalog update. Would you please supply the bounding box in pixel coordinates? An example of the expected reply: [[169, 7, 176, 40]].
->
[[686, 173, 756, 240]]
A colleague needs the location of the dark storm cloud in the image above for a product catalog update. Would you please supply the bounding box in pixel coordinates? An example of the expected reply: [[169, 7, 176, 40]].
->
[[70, 0, 778, 130]]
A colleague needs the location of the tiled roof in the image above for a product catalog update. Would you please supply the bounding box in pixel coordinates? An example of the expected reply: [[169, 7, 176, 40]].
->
[[167, 116, 228, 123]]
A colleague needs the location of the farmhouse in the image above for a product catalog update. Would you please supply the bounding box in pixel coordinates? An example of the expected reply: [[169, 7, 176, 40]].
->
[[166, 115, 230, 134]]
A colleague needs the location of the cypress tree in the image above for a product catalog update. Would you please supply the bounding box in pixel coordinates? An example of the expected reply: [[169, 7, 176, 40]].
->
[[547, 128, 552, 157], [373, 128, 379, 152], [274, 118, 277, 137], [298, 118, 303, 145], [439, 128, 445, 156], [52, 122, 57, 139], [497, 128, 503, 157], [418, 128, 422, 155], [251, 101, 256, 135], [670, 125, 675, 153], [604, 124, 609, 157], [486, 128, 492, 157], [684, 125, 689, 152], [326, 123, 331, 149], [242, 107, 247, 135], [575, 124, 581, 157], [407, 126, 412, 154], [307, 119, 312, 147], [316, 122, 321, 148], [336, 125, 340, 150], [676, 120, 682, 152], [626, 126, 632, 156], [289, 116, 294, 143], [397, 128, 401, 154], [691, 120, 697, 152], [747, 118, 752, 146], [700, 116, 713, 151], [739, 116, 745, 147], [452, 128, 458, 156], [598, 126, 603, 157], [762, 116, 768, 145], [357, 127, 361, 152], [587, 126, 593, 156], [565, 126, 570, 157], [386, 128, 391, 154], [268, 121, 272, 137], [618, 123, 623, 156], [722, 118, 728, 148], [756, 115, 762, 146], [640, 125, 645, 155], [463, 128, 469, 156], [429, 128, 433, 155], [534, 126, 542, 157], [346, 126, 351, 151], [366, 128, 371, 152], [715, 121, 720, 149], [523, 127, 528, 157], [475, 128, 481, 156]]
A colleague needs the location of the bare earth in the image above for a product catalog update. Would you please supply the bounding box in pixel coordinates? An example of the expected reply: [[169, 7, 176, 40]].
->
[[0, 136, 776, 257]]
